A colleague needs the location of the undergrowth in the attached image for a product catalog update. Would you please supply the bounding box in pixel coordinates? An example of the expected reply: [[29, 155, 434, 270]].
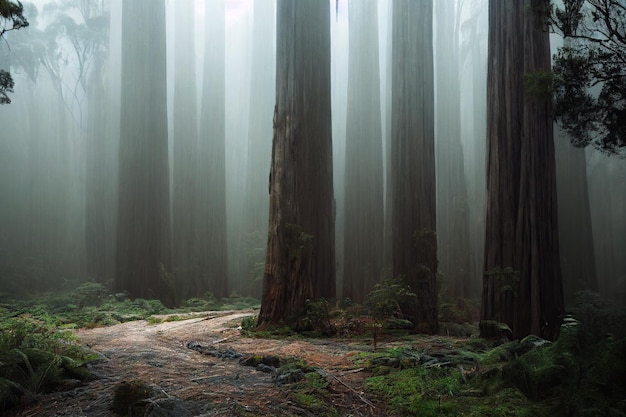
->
[[354, 291, 626, 416], [0, 314, 98, 411], [0, 281, 260, 413]]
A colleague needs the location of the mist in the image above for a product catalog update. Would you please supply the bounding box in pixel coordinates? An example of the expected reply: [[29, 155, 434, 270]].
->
[[1, 0, 624, 307]]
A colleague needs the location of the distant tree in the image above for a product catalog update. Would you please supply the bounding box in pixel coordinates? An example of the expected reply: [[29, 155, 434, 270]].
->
[[391, 0, 439, 334], [196, 0, 228, 299], [550, 0, 626, 155], [0, 0, 28, 104], [258, 0, 335, 328], [343, 0, 384, 303], [435, 0, 473, 299], [554, 126, 598, 305], [481, 0, 564, 341], [116, 1, 174, 306], [244, 0, 275, 297], [172, 0, 199, 299]]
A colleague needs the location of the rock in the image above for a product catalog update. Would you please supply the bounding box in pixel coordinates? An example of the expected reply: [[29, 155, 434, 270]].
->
[[186, 341, 242, 359], [275, 368, 305, 385]]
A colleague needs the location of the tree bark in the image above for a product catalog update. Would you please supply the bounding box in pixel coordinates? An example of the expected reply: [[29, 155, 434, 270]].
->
[[258, 0, 335, 328], [391, 0, 439, 334], [481, 0, 564, 340]]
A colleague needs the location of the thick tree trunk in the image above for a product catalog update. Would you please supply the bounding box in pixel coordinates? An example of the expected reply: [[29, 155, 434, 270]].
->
[[391, 0, 439, 334], [258, 0, 335, 328], [481, 0, 564, 340], [116, 1, 174, 307]]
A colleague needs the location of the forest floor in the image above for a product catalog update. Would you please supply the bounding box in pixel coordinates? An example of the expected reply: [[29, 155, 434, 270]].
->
[[5, 308, 419, 417]]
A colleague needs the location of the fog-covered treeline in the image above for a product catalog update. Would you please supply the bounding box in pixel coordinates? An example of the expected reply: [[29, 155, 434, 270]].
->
[[1, 0, 624, 321]]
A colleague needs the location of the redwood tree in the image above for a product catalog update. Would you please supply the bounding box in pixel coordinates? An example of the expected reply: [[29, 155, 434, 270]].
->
[[116, 0, 174, 306], [172, 0, 199, 299], [258, 0, 335, 328], [481, 0, 564, 340], [391, 0, 438, 334], [196, 0, 228, 298]]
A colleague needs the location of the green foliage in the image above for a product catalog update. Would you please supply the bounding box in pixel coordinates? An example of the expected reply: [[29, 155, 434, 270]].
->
[[365, 367, 462, 416], [240, 315, 257, 335], [551, 0, 626, 155], [0, 0, 29, 105], [0, 315, 94, 411], [288, 365, 338, 417], [300, 298, 336, 336], [475, 292, 626, 415], [524, 71, 554, 98], [365, 277, 416, 322], [0, 69, 14, 104], [0, 0, 29, 31]]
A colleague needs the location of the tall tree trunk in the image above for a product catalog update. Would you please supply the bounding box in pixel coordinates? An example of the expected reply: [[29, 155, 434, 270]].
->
[[197, 0, 228, 298], [343, 0, 384, 303], [172, 0, 199, 300], [435, 0, 473, 299], [554, 127, 598, 305], [481, 0, 563, 340], [85, 52, 108, 283], [258, 0, 335, 328], [391, 0, 439, 334], [244, 0, 276, 298], [116, 0, 174, 307]]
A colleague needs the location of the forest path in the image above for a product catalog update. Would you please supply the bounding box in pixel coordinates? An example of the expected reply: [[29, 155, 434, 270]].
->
[[7, 309, 383, 417]]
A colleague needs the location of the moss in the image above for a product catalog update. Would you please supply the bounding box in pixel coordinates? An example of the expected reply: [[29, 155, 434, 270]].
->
[[146, 316, 163, 325]]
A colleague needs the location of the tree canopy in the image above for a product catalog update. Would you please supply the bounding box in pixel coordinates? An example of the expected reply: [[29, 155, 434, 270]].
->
[[551, 0, 626, 155], [0, 0, 28, 104]]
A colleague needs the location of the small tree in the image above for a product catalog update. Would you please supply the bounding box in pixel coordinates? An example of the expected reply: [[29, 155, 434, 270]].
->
[[364, 277, 416, 349]]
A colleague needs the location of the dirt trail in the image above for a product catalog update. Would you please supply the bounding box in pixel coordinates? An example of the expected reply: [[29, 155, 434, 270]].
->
[[7, 310, 382, 417]]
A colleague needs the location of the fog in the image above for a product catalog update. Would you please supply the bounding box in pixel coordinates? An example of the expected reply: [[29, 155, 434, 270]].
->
[[1, 0, 624, 306]]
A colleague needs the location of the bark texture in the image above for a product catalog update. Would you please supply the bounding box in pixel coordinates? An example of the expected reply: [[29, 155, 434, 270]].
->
[[481, 0, 564, 340], [259, 0, 335, 327], [391, 0, 439, 334]]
